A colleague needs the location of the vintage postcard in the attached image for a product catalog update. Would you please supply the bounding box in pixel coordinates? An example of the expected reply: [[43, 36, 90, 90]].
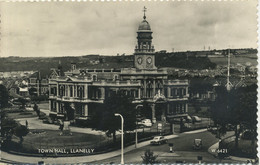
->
[[0, 1, 258, 164]]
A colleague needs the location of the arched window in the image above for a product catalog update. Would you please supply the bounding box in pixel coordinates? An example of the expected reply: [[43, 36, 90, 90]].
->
[[114, 75, 119, 81], [147, 80, 153, 98], [156, 81, 163, 94], [78, 86, 84, 98], [65, 86, 68, 96], [60, 85, 65, 96], [141, 81, 145, 98]]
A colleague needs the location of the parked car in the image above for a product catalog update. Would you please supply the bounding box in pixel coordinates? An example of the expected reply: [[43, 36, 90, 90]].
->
[[185, 116, 192, 123], [138, 119, 152, 127], [240, 130, 254, 140], [43, 116, 54, 124], [192, 116, 202, 122], [207, 126, 218, 134], [183, 123, 191, 128], [150, 136, 168, 145]]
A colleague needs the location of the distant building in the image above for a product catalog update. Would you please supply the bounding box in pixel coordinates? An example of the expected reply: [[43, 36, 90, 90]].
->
[[28, 71, 49, 96]]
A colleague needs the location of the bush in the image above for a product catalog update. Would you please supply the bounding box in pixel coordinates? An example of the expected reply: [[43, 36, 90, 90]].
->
[[14, 125, 29, 144], [19, 112, 33, 115], [31, 95, 48, 102], [141, 149, 160, 164], [75, 119, 91, 127], [38, 112, 47, 120]]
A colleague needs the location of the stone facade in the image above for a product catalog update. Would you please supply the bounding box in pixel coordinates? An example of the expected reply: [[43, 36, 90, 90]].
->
[[48, 10, 189, 123]]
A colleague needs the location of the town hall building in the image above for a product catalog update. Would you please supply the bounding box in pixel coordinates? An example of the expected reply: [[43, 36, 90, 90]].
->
[[48, 8, 189, 124]]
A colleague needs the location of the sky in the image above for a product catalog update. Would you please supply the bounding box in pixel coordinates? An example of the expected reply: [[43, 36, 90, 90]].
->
[[1, 1, 258, 57]]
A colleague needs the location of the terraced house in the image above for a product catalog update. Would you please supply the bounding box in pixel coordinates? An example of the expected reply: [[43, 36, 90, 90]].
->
[[48, 9, 189, 124]]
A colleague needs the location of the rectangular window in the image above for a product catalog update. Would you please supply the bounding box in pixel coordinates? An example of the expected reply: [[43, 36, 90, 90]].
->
[[98, 89, 101, 98], [70, 86, 73, 97], [164, 88, 167, 97]]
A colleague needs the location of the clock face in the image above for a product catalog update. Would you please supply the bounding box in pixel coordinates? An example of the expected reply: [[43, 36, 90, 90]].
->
[[147, 57, 152, 64], [137, 57, 143, 64]]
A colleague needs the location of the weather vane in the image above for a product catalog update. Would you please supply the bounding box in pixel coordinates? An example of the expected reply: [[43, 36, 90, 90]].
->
[[143, 6, 147, 19]]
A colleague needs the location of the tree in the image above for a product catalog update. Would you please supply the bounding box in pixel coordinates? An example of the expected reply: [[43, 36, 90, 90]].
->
[[89, 91, 136, 143], [1, 111, 18, 143], [33, 103, 41, 117], [17, 98, 27, 109], [0, 85, 9, 108], [64, 103, 75, 121], [28, 88, 37, 96], [33, 103, 38, 111], [141, 101, 152, 119], [14, 125, 29, 145], [210, 86, 230, 138], [237, 85, 257, 145], [141, 149, 160, 164], [210, 85, 257, 148]]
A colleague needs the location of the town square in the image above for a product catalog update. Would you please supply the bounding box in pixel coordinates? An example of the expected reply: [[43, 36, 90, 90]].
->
[[0, 1, 258, 164]]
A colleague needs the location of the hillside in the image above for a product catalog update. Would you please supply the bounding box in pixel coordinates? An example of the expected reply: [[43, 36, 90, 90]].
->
[[1, 50, 256, 77]]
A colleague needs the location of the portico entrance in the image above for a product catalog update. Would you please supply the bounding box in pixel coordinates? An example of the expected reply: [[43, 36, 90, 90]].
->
[[151, 90, 167, 123], [155, 102, 166, 121]]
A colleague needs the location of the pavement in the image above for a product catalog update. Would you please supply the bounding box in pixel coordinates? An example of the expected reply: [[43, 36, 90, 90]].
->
[[3, 106, 252, 164], [0, 134, 179, 164]]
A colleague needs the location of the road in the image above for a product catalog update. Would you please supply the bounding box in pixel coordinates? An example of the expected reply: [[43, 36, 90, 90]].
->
[[90, 131, 240, 164], [1, 129, 243, 164]]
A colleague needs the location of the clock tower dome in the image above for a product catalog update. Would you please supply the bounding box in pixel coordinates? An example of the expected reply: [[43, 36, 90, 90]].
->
[[134, 7, 157, 70]]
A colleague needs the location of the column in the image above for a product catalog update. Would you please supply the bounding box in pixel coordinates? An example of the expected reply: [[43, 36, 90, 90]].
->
[[57, 102, 60, 113], [138, 88, 141, 99], [101, 87, 105, 99], [68, 85, 70, 97], [75, 85, 78, 97], [49, 100, 52, 111], [57, 83, 59, 96], [167, 87, 171, 97], [84, 84, 88, 99], [151, 103, 156, 123], [84, 104, 88, 117], [65, 85, 68, 96]]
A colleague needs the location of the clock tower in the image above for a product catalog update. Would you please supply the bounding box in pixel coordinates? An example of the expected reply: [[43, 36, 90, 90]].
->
[[134, 7, 157, 70]]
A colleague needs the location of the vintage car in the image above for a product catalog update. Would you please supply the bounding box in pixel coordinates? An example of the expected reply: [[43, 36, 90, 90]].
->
[[150, 136, 168, 145]]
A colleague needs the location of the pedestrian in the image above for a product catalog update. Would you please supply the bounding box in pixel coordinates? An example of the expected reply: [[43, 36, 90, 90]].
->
[[33, 103, 38, 112], [59, 120, 64, 135], [169, 143, 174, 153], [61, 122, 64, 131], [25, 120, 28, 128]]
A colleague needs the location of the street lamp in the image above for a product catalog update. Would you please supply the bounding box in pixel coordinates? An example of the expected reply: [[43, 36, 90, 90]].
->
[[115, 113, 124, 164], [135, 104, 143, 148]]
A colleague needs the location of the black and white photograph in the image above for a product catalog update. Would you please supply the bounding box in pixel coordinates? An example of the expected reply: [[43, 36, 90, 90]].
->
[[0, 1, 258, 164]]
